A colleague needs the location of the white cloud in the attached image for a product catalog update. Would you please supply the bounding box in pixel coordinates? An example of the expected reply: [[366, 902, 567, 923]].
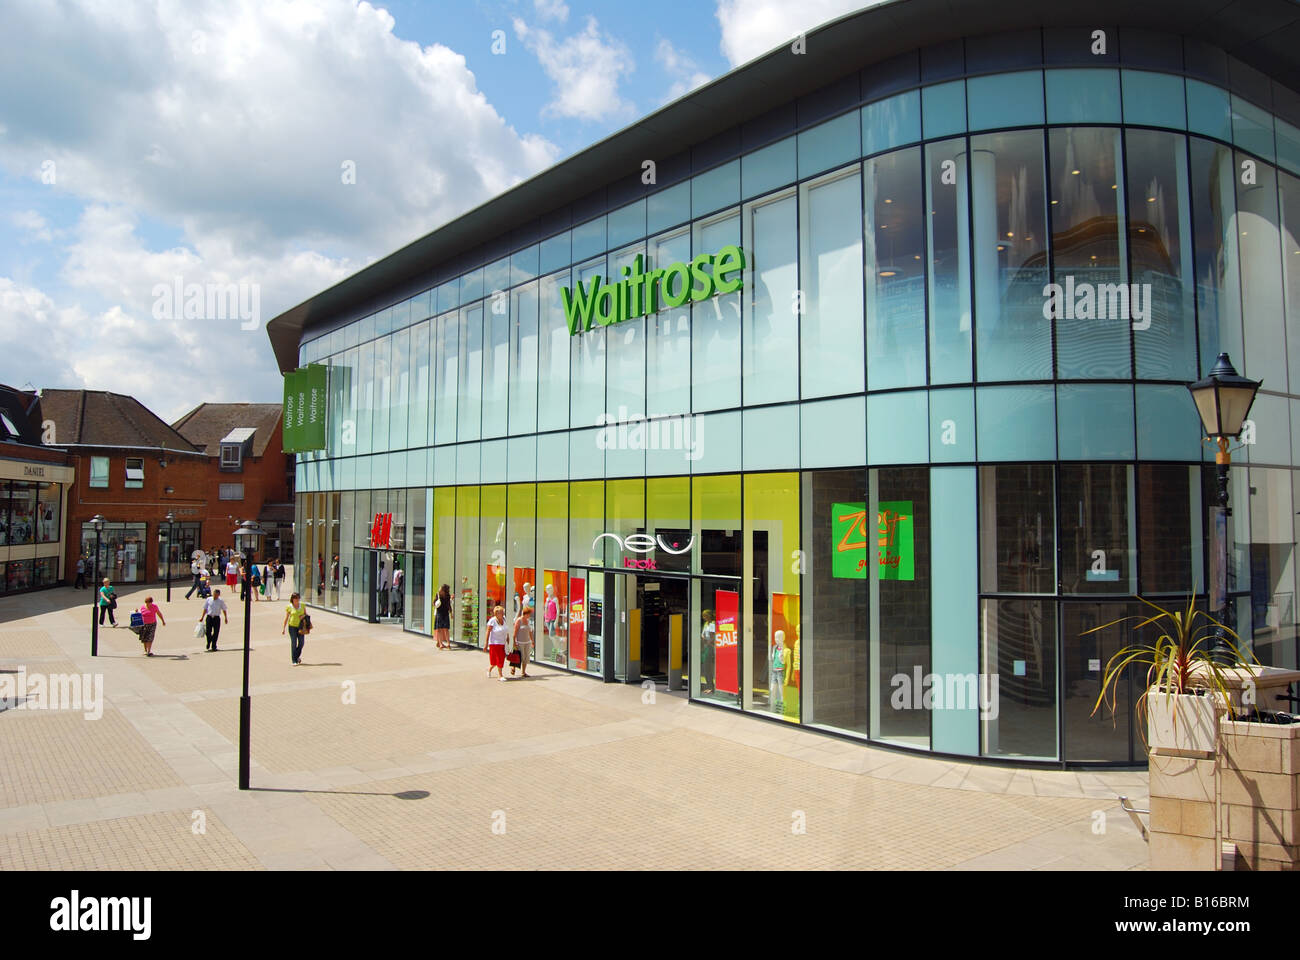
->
[[655, 38, 711, 103], [715, 0, 890, 67], [0, 0, 565, 414], [513, 15, 635, 122], [533, 0, 569, 23]]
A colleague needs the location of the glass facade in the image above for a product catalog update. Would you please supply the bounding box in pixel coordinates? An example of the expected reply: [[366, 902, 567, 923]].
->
[[288, 41, 1300, 765]]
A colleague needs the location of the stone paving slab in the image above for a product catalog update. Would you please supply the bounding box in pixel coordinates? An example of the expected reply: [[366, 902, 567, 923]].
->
[[0, 583, 1151, 870]]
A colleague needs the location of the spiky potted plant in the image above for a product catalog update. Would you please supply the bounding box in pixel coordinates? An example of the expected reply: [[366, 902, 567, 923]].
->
[[1088, 596, 1256, 756]]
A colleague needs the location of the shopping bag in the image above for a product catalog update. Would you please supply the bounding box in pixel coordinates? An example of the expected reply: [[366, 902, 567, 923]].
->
[[129, 611, 144, 629], [194, 621, 206, 639]]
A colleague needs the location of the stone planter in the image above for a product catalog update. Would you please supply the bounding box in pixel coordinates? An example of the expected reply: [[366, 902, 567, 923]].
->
[[1148, 688, 1223, 758]]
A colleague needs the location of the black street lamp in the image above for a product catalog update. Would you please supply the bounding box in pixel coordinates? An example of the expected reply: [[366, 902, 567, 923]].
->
[[1187, 352, 1261, 660], [89, 514, 106, 656], [231, 519, 266, 790], [161, 511, 176, 602]]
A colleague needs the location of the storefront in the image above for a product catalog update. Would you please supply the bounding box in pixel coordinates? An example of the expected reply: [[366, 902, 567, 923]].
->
[[0, 460, 71, 595], [271, 3, 1300, 765]]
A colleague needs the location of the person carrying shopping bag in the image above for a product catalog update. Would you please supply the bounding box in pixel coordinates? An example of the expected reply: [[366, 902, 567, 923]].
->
[[136, 596, 165, 656], [282, 593, 308, 665], [510, 605, 535, 678]]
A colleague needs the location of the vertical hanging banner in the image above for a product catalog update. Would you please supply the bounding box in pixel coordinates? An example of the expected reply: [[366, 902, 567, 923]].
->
[[282, 368, 302, 453], [282, 364, 329, 453], [714, 589, 740, 695]]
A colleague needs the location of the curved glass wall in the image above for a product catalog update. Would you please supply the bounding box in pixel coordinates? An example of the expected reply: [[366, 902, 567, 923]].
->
[[293, 56, 1300, 765]]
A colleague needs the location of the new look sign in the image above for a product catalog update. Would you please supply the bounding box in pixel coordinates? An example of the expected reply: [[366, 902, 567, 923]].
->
[[561, 246, 745, 336]]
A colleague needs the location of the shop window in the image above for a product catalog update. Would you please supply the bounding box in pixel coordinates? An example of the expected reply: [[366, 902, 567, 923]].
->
[[36, 481, 60, 543], [1137, 464, 1202, 595], [979, 464, 1056, 594], [981, 597, 1058, 759], [90, 456, 109, 488], [1058, 464, 1135, 594], [535, 482, 569, 668], [744, 473, 801, 721], [1062, 601, 1135, 762]]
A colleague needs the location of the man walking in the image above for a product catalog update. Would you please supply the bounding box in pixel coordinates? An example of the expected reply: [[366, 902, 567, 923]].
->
[[200, 589, 228, 651], [74, 555, 86, 589]]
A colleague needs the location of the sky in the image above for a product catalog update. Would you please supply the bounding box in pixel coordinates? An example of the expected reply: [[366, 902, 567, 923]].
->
[[0, 0, 885, 425]]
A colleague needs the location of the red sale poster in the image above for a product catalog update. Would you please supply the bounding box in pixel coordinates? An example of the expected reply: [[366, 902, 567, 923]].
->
[[568, 577, 586, 670], [714, 589, 739, 696]]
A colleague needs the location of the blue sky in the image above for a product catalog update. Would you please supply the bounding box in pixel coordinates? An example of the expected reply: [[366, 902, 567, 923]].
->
[[0, 0, 877, 421]]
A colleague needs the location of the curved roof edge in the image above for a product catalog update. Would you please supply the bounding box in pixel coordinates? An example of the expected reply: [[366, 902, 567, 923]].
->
[[267, 0, 1300, 372]]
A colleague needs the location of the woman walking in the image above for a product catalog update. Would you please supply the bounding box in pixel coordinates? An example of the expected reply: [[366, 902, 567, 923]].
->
[[249, 561, 262, 602], [433, 583, 452, 649], [97, 578, 118, 627], [510, 604, 535, 678], [484, 605, 508, 680], [282, 593, 307, 665], [270, 558, 284, 600], [137, 596, 165, 656]]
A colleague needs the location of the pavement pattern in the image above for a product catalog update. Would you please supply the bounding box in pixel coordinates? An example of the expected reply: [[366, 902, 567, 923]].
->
[[0, 582, 1151, 870]]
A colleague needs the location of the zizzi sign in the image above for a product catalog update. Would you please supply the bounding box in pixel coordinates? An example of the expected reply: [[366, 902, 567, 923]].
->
[[562, 246, 745, 336], [591, 531, 695, 571]]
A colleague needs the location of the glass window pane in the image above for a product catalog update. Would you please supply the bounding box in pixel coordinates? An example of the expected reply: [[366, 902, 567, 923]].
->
[[437, 280, 459, 315], [799, 167, 864, 398], [461, 267, 484, 304], [539, 230, 571, 274], [1050, 127, 1131, 378], [922, 80, 966, 139], [509, 280, 539, 435], [1247, 467, 1296, 668], [1056, 384, 1135, 460], [511, 244, 539, 286], [867, 391, 928, 464], [648, 180, 690, 234], [928, 137, 973, 383], [482, 293, 510, 438], [1045, 68, 1120, 124], [409, 321, 429, 448], [537, 270, 571, 432], [1191, 138, 1243, 374], [1121, 70, 1186, 128], [1280, 170, 1300, 392], [870, 466, 930, 746], [1138, 464, 1202, 595], [692, 160, 740, 218], [483, 256, 511, 299], [972, 130, 1051, 380], [388, 328, 409, 450], [691, 210, 741, 411], [1128, 130, 1197, 379], [572, 217, 607, 263], [605, 243, 647, 419], [979, 464, 1055, 594], [1236, 152, 1287, 392], [801, 468, 868, 734], [976, 385, 1056, 461], [480, 485, 507, 628], [1232, 95, 1275, 162], [866, 146, 925, 389], [742, 190, 798, 404], [1059, 464, 1134, 594], [569, 258, 607, 428], [1278, 120, 1300, 176], [457, 304, 483, 441], [646, 228, 692, 417], [741, 136, 796, 199], [744, 473, 801, 719], [455, 486, 481, 644], [1135, 384, 1203, 461], [434, 313, 458, 444], [356, 339, 375, 455], [1187, 80, 1232, 142], [535, 481, 570, 667], [968, 71, 1045, 129], [607, 199, 646, 248], [1062, 601, 1135, 762], [861, 90, 921, 157], [797, 112, 860, 179]]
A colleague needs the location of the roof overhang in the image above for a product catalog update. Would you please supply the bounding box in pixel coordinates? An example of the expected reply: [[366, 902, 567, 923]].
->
[[266, 0, 1300, 372]]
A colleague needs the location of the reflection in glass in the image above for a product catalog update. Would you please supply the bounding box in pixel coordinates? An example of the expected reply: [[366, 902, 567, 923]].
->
[[1062, 602, 1134, 762], [1191, 138, 1243, 376], [972, 130, 1050, 381], [979, 464, 1055, 594], [799, 168, 864, 397], [1058, 464, 1134, 594], [606, 244, 647, 419], [982, 598, 1057, 759], [434, 313, 458, 444], [742, 191, 798, 404], [537, 271, 570, 432], [928, 138, 972, 383], [866, 146, 925, 389], [646, 229, 691, 417], [508, 281, 538, 435], [482, 293, 510, 439]]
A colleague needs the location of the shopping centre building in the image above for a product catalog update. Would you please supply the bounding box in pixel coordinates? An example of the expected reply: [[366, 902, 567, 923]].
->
[[268, 0, 1300, 765]]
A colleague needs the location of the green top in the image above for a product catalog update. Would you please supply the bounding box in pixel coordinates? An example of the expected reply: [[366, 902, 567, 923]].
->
[[285, 604, 305, 628], [98, 585, 114, 607]]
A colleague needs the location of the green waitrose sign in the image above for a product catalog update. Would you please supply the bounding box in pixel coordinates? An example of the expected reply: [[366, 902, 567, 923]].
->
[[561, 245, 745, 336], [283, 364, 328, 453]]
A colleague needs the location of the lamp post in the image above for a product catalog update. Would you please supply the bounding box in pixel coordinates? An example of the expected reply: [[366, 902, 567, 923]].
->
[[232, 519, 266, 790], [1187, 352, 1261, 661], [90, 514, 106, 656], [163, 511, 175, 603]]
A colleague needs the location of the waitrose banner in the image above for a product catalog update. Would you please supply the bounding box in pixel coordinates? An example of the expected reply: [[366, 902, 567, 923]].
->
[[282, 364, 328, 453]]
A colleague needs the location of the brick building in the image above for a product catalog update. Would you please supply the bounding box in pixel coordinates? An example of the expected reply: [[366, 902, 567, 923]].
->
[[39, 391, 292, 586], [0, 385, 73, 595]]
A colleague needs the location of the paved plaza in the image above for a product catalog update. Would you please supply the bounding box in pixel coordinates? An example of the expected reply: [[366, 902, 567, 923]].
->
[[0, 583, 1150, 870]]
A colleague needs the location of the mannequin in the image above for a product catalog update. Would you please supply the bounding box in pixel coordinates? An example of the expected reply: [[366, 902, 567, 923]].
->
[[769, 629, 785, 713]]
